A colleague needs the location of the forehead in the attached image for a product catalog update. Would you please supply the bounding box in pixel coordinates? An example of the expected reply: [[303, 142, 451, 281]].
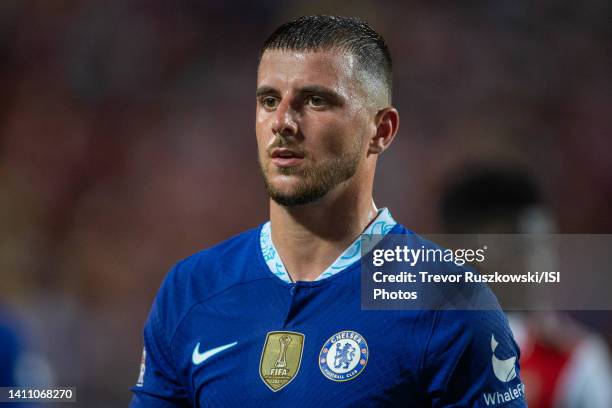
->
[[257, 49, 359, 93]]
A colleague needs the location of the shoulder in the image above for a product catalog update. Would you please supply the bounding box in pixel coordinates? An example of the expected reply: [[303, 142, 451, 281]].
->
[[426, 308, 517, 357], [149, 225, 269, 337], [179, 225, 264, 282], [164, 225, 266, 299], [424, 307, 520, 380], [422, 308, 526, 406]]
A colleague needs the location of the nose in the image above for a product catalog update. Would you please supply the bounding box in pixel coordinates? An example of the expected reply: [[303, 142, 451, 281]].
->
[[271, 99, 298, 138]]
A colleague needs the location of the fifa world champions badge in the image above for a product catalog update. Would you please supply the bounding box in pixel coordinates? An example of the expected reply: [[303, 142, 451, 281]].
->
[[319, 330, 368, 382], [259, 331, 305, 392]]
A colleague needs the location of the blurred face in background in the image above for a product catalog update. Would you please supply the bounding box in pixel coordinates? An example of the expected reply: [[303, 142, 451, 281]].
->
[[255, 49, 375, 207]]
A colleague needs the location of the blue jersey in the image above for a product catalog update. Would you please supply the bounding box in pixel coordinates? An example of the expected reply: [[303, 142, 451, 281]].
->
[[130, 216, 526, 407]]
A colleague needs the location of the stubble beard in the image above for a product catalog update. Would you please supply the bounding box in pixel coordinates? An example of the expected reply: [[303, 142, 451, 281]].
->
[[259, 147, 362, 207]]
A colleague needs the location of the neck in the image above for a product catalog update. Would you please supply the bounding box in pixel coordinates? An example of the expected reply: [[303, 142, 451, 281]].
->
[[269, 183, 377, 282]]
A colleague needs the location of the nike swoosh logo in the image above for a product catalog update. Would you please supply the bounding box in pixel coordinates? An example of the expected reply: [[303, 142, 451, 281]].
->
[[192, 341, 238, 365]]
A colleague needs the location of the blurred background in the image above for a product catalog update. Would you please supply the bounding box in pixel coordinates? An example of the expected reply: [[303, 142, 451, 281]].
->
[[0, 0, 610, 406]]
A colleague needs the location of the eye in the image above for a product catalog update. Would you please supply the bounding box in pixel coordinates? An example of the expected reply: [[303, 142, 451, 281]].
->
[[261, 96, 279, 110], [306, 95, 327, 108]]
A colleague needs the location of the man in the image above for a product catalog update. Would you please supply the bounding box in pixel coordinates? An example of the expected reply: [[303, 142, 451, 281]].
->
[[130, 16, 526, 407]]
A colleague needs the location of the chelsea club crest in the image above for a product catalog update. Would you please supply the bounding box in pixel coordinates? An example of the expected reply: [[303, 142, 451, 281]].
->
[[319, 330, 368, 382]]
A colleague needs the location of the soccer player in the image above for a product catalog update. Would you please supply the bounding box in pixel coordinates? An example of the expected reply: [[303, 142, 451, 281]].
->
[[130, 16, 526, 407]]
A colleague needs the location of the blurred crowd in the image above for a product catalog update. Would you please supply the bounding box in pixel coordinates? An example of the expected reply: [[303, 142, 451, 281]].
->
[[0, 0, 610, 406]]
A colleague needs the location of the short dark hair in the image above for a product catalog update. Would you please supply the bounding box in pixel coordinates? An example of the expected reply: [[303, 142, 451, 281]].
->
[[261, 15, 393, 101]]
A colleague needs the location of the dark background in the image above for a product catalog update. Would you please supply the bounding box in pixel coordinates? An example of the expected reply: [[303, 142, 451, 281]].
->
[[0, 1, 610, 406]]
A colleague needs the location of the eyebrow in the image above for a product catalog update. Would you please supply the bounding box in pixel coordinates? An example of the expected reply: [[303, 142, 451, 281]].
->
[[255, 86, 279, 98], [256, 85, 344, 104]]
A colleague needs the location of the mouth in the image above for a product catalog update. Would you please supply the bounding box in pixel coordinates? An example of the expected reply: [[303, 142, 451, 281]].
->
[[270, 148, 305, 168]]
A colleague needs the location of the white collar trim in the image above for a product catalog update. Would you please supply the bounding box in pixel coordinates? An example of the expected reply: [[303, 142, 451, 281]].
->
[[260, 207, 397, 283]]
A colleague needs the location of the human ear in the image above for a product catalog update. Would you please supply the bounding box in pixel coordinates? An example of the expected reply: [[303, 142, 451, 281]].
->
[[368, 107, 399, 155]]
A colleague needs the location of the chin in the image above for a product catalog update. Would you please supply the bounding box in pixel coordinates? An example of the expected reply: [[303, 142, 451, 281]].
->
[[268, 174, 303, 189], [270, 193, 323, 208], [267, 182, 330, 208], [269, 185, 303, 202]]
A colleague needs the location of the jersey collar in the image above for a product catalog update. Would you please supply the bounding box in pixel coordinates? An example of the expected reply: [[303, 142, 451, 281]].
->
[[260, 207, 397, 283]]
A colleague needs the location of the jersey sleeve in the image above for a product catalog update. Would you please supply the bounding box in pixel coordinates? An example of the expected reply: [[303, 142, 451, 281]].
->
[[130, 264, 190, 407], [422, 309, 527, 408]]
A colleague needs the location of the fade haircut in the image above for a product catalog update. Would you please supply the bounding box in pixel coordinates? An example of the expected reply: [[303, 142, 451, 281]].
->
[[261, 15, 393, 103]]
